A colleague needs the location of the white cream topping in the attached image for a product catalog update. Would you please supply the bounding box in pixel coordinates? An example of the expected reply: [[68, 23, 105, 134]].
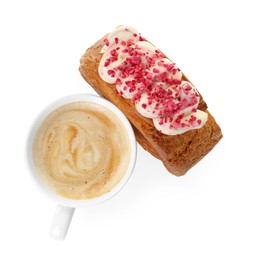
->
[[98, 26, 208, 135], [153, 109, 208, 135], [100, 25, 139, 54]]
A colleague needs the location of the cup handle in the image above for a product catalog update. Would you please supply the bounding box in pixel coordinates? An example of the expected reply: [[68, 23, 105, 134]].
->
[[49, 205, 75, 241]]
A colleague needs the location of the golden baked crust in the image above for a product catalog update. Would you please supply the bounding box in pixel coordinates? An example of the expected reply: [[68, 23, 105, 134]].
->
[[79, 37, 222, 176]]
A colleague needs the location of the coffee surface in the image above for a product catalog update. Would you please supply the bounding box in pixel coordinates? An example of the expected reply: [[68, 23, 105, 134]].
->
[[33, 101, 131, 200]]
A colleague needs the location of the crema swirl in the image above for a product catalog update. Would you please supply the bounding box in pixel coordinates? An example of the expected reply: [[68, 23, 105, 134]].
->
[[33, 101, 131, 200]]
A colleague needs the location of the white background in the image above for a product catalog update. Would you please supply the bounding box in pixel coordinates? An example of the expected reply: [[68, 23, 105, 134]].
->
[[0, 0, 252, 259]]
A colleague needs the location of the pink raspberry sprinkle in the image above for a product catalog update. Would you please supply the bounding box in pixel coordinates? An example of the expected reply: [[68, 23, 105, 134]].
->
[[107, 70, 115, 77], [104, 38, 109, 46], [153, 68, 160, 73], [115, 78, 122, 85]]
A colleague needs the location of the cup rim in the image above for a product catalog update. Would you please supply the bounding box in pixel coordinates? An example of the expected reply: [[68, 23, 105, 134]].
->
[[26, 93, 137, 208]]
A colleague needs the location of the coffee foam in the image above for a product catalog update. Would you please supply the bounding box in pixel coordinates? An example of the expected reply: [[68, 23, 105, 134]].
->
[[33, 101, 131, 200]]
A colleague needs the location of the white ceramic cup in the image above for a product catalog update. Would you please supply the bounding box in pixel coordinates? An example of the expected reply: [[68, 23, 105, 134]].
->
[[26, 94, 137, 240]]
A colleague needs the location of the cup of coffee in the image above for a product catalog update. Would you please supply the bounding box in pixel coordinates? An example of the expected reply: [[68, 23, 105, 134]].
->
[[26, 94, 137, 240]]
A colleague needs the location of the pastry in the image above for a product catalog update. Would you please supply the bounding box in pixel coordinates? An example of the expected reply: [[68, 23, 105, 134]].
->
[[79, 25, 222, 176]]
